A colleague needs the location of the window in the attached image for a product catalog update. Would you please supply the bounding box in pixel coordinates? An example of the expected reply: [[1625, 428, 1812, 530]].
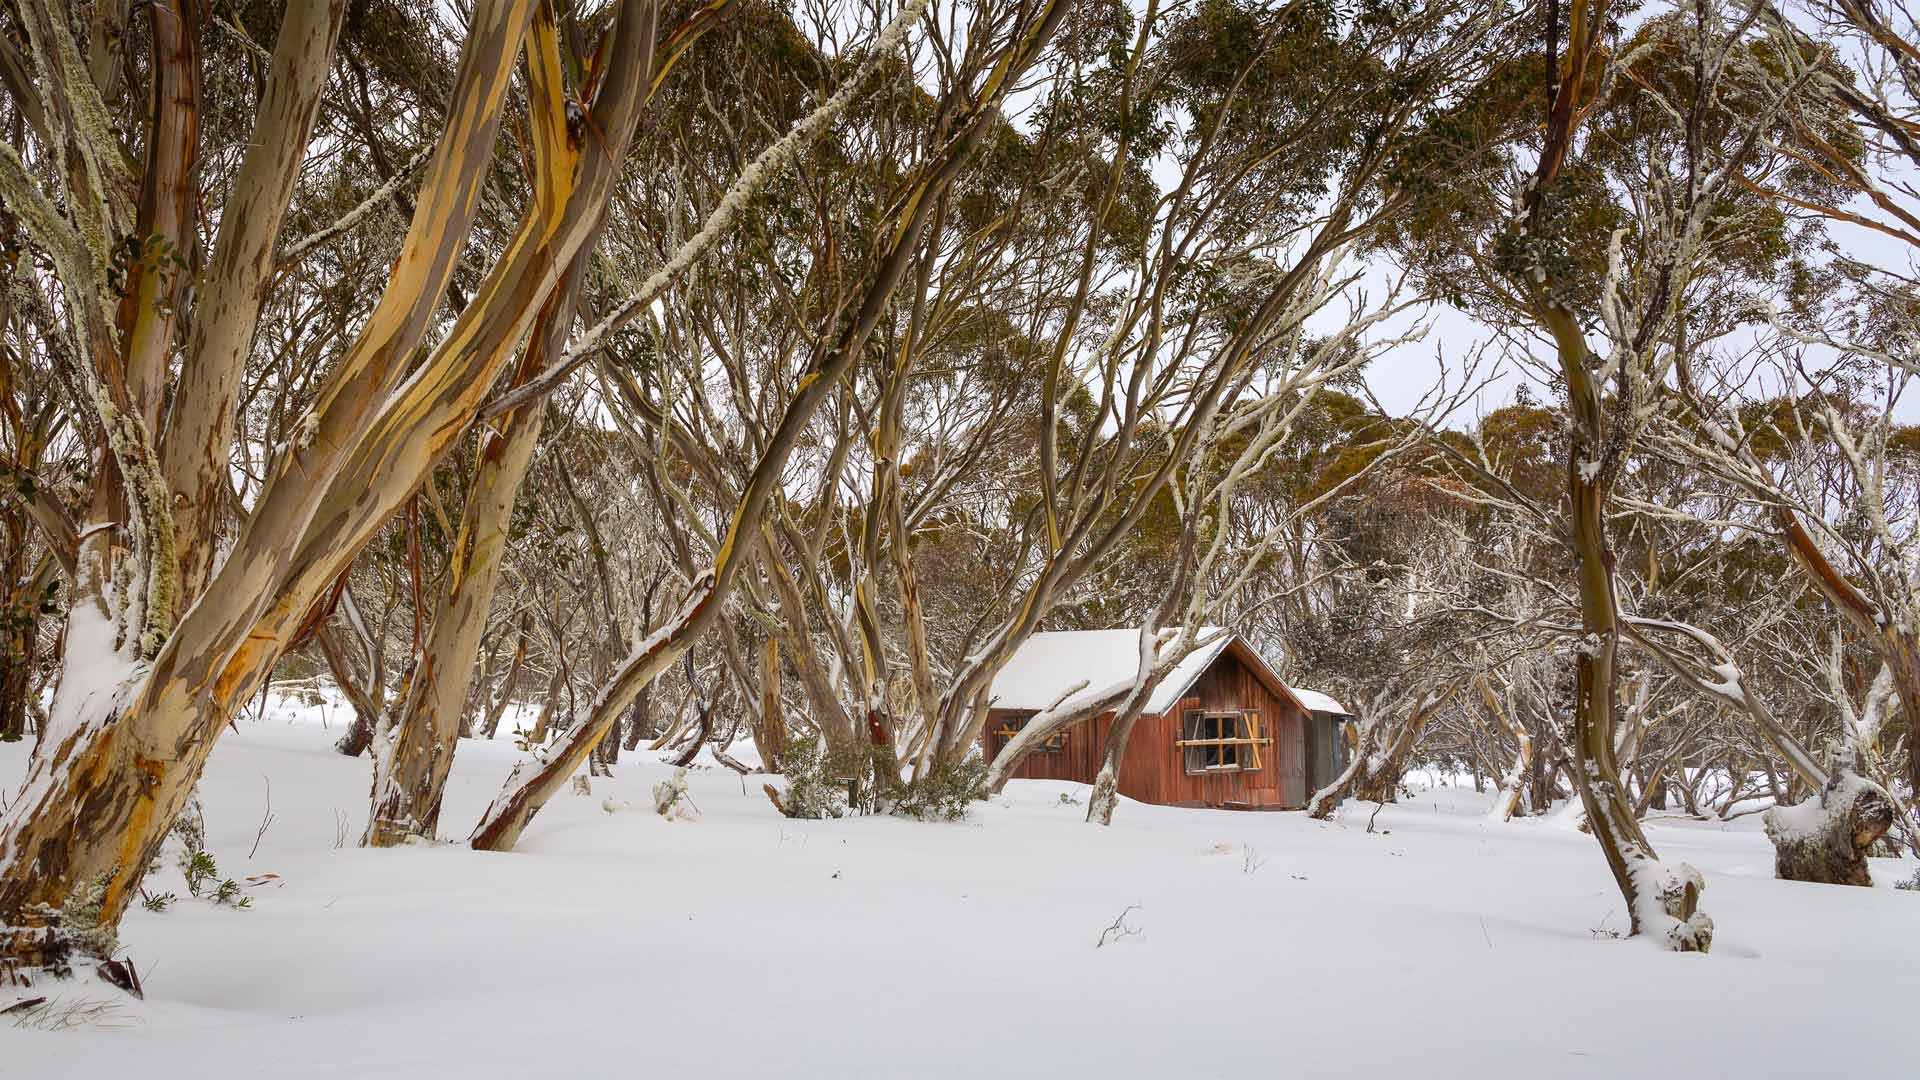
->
[[995, 716, 1067, 754], [1178, 711, 1265, 773]]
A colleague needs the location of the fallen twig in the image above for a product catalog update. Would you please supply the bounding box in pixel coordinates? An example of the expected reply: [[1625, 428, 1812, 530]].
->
[[1097, 904, 1143, 948]]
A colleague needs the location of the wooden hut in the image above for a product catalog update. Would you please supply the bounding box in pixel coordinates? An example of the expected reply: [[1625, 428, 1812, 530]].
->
[[980, 629, 1350, 810]]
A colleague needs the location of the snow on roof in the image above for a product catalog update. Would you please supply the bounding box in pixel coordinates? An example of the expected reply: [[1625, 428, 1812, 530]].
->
[[1290, 687, 1349, 715], [988, 628, 1237, 716]]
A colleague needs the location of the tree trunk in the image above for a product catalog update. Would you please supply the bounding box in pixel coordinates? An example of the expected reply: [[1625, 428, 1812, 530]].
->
[[1477, 676, 1531, 822], [1084, 724, 1129, 825], [0, 553, 43, 744], [364, 409, 544, 844], [598, 709, 625, 766], [365, 250, 587, 846], [757, 545, 859, 759], [0, 0, 565, 979], [1552, 330, 1711, 949], [162, 0, 347, 597], [529, 666, 565, 747], [316, 623, 379, 756], [479, 614, 530, 741], [463, 633, 500, 740], [673, 685, 715, 770], [1507, 1, 1710, 946], [1087, 527, 1194, 826], [0, 637, 29, 744], [1882, 646, 1920, 819], [1308, 712, 1379, 818], [1529, 740, 1557, 815], [755, 636, 787, 772], [1310, 683, 1460, 815], [554, 454, 630, 771], [621, 686, 652, 752]]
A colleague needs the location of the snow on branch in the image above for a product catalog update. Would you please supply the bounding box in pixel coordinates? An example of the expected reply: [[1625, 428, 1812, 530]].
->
[[1620, 614, 1826, 789], [279, 143, 435, 264]]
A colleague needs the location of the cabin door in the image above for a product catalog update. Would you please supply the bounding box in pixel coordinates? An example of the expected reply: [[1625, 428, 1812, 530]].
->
[[1305, 714, 1339, 800]]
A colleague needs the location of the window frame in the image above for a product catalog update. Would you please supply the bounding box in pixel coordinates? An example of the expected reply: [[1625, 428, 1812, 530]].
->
[[994, 715, 1067, 755], [1177, 709, 1266, 774]]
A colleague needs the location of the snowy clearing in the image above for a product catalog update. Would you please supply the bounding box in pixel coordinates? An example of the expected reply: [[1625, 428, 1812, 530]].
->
[[1, 700, 1912, 1078]]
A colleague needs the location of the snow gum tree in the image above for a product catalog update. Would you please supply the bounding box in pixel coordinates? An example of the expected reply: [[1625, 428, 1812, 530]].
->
[[1385, 0, 1852, 948], [468, 0, 1076, 851], [361, 0, 735, 848], [0, 0, 671, 982], [1492, 3, 1708, 948], [1, 0, 1913, 995], [803, 0, 1527, 798]]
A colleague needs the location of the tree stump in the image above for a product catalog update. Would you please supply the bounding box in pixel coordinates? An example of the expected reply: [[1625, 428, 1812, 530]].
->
[[1763, 753, 1895, 887], [333, 713, 374, 756]]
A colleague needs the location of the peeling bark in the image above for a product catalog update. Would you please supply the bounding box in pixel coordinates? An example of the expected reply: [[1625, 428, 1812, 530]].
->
[[0, 0, 542, 974], [163, 0, 348, 597]]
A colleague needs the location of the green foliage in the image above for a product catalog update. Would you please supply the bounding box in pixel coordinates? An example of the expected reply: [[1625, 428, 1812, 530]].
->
[[888, 756, 990, 822], [161, 804, 253, 911], [178, 849, 250, 909], [181, 850, 219, 897], [1381, 8, 1856, 340], [511, 723, 549, 758], [775, 739, 849, 820], [104, 232, 189, 301]]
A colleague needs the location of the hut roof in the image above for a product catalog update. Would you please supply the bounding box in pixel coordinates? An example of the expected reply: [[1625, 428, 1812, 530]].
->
[[988, 628, 1335, 718], [1289, 687, 1350, 716]]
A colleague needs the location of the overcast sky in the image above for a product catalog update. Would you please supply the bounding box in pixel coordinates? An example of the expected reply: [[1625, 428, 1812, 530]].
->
[[1348, 208, 1920, 430]]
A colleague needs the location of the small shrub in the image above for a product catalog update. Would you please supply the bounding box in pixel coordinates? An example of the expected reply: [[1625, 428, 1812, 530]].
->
[[511, 724, 547, 758], [161, 804, 252, 910], [181, 850, 218, 897], [890, 756, 989, 822], [772, 740, 847, 819], [1895, 868, 1920, 892], [652, 767, 699, 821]]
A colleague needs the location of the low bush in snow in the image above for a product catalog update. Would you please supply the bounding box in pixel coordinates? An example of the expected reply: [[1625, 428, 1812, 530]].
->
[[888, 756, 988, 822], [769, 739, 849, 819]]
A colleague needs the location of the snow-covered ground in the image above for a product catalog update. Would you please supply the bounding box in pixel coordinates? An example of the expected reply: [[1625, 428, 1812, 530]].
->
[[3, 697, 1914, 1078]]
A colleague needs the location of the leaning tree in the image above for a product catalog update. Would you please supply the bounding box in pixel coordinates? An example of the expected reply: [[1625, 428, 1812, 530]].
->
[[0, 0, 734, 983]]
